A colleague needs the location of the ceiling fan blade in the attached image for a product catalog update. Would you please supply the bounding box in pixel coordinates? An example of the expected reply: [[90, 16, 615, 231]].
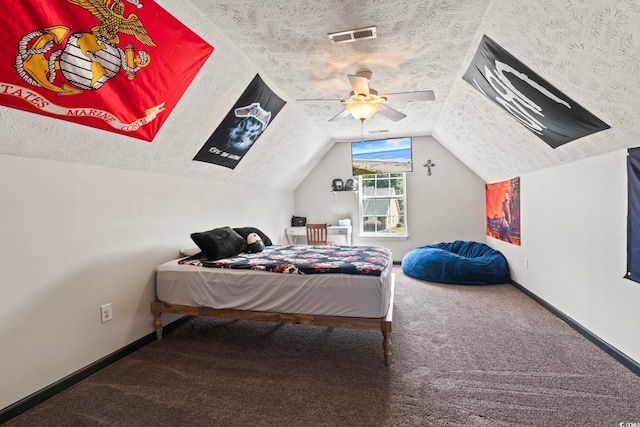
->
[[296, 98, 343, 102], [382, 90, 435, 103], [328, 109, 352, 122], [348, 74, 370, 97], [377, 104, 407, 122]]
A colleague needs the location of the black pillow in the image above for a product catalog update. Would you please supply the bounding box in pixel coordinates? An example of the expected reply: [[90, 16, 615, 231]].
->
[[191, 226, 248, 260], [233, 227, 273, 246]]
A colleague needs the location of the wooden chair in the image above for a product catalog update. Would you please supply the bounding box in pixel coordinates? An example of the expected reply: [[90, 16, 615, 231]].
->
[[306, 223, 329, 245]]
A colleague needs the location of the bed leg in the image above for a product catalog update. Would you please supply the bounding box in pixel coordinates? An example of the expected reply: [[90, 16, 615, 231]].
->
[[381, 321, 392, 366], [154, 312, 163, 340]]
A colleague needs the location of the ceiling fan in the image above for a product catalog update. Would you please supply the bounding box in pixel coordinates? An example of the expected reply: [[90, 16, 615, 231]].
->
[[297, 70, 435, 123]]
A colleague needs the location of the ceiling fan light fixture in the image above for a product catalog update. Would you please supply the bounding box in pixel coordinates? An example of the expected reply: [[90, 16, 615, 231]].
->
[[347, 101, 380, 121]]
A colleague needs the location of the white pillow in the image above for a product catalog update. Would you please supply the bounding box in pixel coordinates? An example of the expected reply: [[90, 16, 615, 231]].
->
[[180, 245, 201, 256]]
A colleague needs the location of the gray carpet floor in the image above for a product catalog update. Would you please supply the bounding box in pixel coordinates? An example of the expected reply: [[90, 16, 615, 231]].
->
[[6, 267, 640, 426]]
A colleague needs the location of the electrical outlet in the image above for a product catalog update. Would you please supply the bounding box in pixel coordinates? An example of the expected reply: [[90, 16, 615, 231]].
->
[[101, 303, 113, 323]]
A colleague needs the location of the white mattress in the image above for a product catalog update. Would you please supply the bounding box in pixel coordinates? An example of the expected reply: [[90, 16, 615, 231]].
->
[[156, 256, 393, 318]]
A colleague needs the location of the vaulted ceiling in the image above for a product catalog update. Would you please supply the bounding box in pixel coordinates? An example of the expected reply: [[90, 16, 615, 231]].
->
[[1, 0, 639, 190]]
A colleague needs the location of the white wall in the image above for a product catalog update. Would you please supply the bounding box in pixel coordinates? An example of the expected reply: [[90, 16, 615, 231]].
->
[[294, 136, 486, 261], [0, 154, 293, 410], [489, 149, 640, 365]]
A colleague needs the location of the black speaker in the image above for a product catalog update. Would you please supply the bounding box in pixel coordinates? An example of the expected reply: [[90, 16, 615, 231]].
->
[[291, 216, 306, 226]]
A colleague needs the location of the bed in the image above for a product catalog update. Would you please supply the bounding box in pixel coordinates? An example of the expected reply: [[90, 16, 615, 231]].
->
[[151, 243, 395, 365]]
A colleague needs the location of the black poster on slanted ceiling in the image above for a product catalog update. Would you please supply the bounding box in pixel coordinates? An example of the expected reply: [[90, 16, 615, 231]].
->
[[462, 35, 610, 149], [193, 74, 286, 169], [626, 147, 640, 284]]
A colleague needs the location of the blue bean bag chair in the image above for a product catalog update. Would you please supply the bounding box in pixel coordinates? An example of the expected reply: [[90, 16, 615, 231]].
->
[[401, 240, 510, 285]]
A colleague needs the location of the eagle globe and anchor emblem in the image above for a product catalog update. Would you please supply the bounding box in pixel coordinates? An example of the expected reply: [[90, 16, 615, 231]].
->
[[15, 0, 156, 97]]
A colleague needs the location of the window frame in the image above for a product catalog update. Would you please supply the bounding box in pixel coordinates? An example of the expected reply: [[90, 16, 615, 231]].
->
[[358, 173, 408, 238]]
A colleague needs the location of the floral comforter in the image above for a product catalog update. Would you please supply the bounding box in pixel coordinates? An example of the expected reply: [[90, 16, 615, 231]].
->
[[178, 244, 391, 276]]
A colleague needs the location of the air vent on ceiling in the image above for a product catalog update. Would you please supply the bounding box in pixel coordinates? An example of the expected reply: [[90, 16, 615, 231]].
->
[[328, 26, 377, 44], [369, 129, 390, 134]]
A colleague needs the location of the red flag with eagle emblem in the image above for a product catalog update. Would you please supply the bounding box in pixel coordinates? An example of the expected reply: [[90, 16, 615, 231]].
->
[[0, 0, 213, 141]]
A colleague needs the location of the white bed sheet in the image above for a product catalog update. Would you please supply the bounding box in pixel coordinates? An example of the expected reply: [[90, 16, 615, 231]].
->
[[156, 256, 393, 318]]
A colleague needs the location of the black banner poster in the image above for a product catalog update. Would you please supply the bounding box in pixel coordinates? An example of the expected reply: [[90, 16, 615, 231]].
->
[[194, 74, 286, 169], [626, 147, 640, 283], [462, 35, 610, 149]]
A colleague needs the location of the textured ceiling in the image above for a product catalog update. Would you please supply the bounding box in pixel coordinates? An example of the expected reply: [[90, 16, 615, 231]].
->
[[1, 0, 639, 189], [190, 0, 490, 140]]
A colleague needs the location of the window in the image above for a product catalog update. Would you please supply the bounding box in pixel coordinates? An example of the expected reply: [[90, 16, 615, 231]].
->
[[359, 173, 407, 237]]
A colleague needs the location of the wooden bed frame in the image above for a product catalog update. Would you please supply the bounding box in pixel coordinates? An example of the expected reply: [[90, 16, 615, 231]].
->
[[151, 275, 395, 366]]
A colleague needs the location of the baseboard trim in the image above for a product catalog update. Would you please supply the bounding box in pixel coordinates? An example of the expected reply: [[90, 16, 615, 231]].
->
[[0, 316, 191, 425], [511, 280, 640, 377]]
